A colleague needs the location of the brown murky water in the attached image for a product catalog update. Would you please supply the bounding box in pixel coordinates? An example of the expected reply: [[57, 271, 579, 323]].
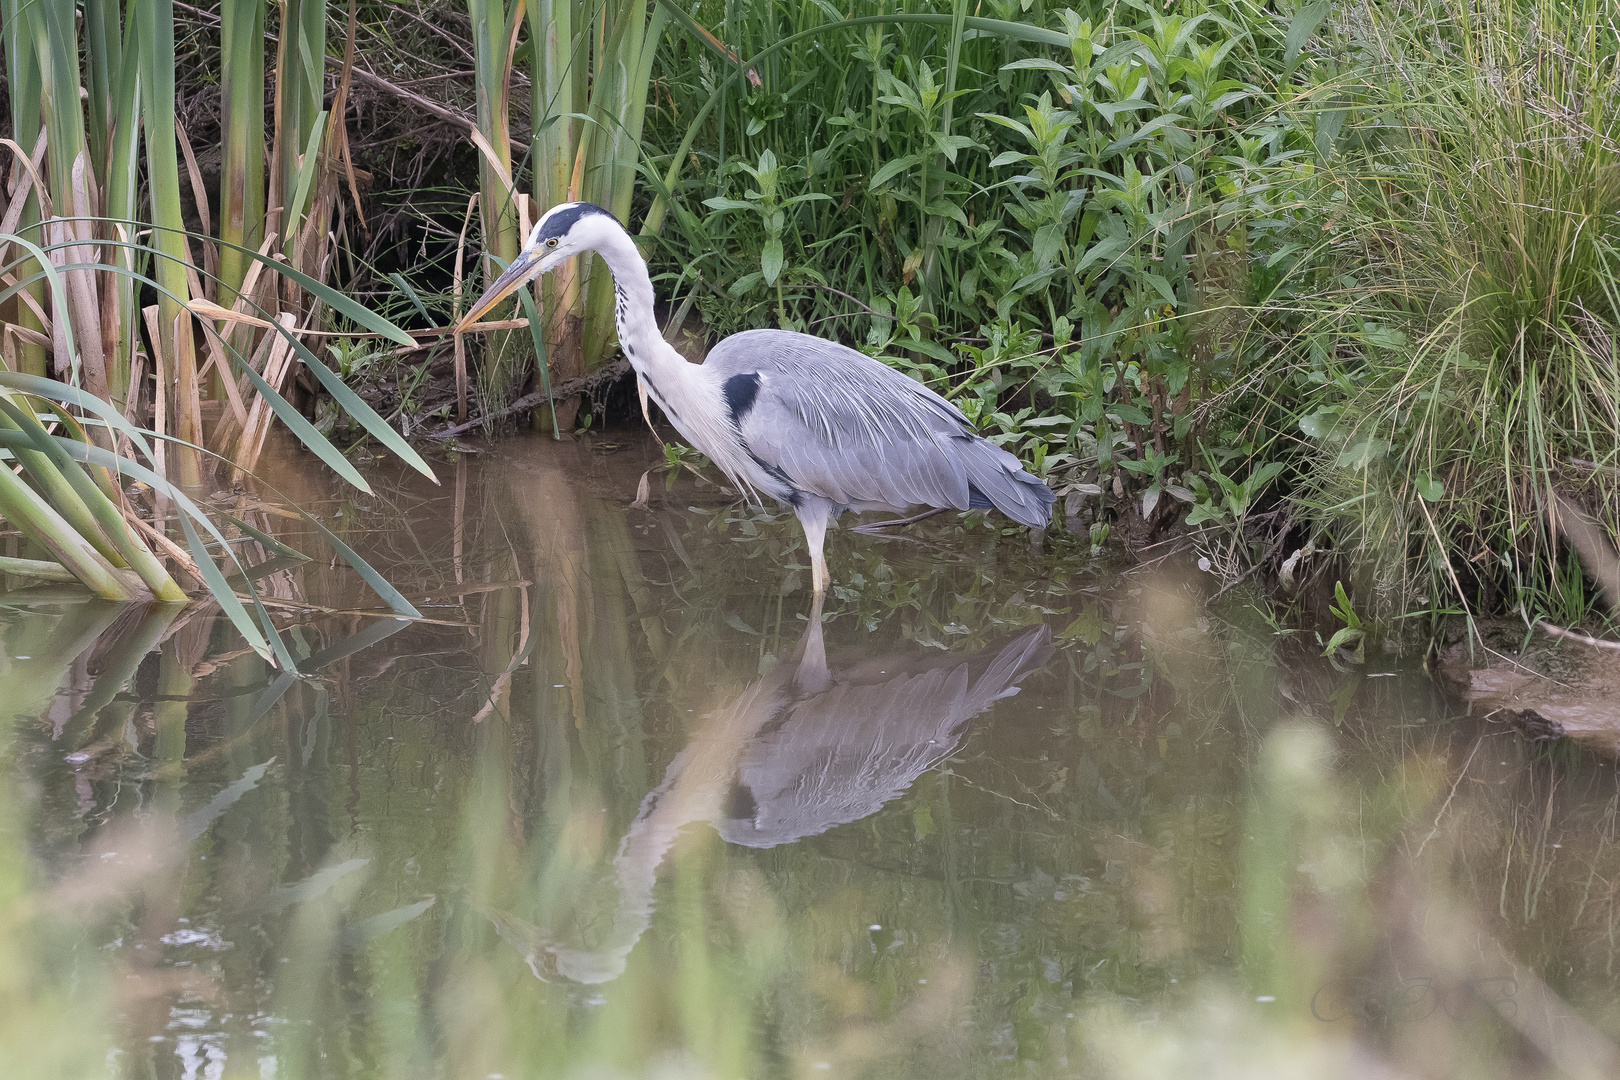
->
[[3, 431, 1620, 1079]]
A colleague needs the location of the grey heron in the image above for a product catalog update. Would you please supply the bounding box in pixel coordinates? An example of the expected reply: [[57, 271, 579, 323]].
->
[[458, 202, 1054, 595]]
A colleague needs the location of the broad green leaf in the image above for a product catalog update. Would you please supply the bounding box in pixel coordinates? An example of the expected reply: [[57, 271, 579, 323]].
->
[[1142, 272, 1178, 306], [1076, 232, 1133, 272], [925, 201, 971, 228], [1321, 625, 1363, 657], [870, 155, 922, 188], [1363, 324, 1407, 351], [1336, 436, 1391, 470], [1032, 223, 1065, 270], [761, 237, 784, 285], [1090, 98, 1153, 125], [1107, 401, 1152, 425], [1298, 409, 1336, 438], [728, 271, 764, 296], [978, 113, 1037, 141], [1000, 57, 1073, 74], [933, 134, 979, 161], [1285, 0, 1331, 71]]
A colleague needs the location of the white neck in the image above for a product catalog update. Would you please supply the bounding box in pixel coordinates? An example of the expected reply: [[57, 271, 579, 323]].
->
[[586, 224, 764, 497], [588, 225, 687, 387]]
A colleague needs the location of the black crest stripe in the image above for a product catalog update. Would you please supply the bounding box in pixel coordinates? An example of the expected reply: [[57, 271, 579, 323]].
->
[[536, 202, 620, 242]]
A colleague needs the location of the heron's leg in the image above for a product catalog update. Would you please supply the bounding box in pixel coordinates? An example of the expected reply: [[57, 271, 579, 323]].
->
[[794, 496, 835, 596]]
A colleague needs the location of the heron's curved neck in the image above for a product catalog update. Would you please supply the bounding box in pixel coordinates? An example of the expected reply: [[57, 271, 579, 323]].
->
[[587, 223, 757, 492], [588, 225, 688, 384]]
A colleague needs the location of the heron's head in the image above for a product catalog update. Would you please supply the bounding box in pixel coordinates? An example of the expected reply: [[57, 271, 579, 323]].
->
[[455, 202, 621, 332]]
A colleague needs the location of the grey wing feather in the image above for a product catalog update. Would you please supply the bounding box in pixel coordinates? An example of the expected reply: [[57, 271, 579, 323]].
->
[[706, 330, 1053, 526]]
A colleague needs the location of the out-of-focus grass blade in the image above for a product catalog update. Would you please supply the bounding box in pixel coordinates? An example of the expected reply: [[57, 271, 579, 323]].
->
[[179, 759, 275, 843], [340, 897, 436, 950], [259, 858, 371, 913]]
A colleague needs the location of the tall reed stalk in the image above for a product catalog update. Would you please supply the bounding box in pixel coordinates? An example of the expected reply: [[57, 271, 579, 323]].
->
[[459, 0, 670, 424], [1, 0, 48, 380], [219, 0, 267, 308], [466, 0, 525, 410], [0, 0, 436, 651]]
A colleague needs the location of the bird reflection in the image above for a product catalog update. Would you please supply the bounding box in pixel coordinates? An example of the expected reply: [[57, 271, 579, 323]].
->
[[491, 608, 1052, 984]]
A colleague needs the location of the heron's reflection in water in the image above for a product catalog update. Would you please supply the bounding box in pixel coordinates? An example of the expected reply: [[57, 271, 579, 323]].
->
[[494, 608, 1052, 985]]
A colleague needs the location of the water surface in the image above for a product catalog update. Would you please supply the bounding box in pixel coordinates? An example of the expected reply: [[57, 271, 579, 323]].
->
[[3, 433, 1619, 1079]]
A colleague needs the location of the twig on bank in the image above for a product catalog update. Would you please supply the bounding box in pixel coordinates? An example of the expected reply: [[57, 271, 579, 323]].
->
[[423, 358, 631, 439], [1537, 620, 1620, 652]]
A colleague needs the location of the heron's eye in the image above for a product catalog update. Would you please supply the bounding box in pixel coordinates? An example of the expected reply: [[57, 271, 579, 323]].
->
[[545, 237, 558, 248]]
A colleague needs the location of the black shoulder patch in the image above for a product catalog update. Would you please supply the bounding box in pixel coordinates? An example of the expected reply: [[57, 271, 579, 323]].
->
[[721, 780, 758, 823], [536, 202, 619, 242], [723, 372, 762, 426]]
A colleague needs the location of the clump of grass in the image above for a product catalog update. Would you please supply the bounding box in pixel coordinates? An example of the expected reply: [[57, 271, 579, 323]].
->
[[1261, 0, 1620, 628]]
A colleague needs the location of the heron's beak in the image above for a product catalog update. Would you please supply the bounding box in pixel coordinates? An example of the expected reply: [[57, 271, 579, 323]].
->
[[455, 248, 555, 333]]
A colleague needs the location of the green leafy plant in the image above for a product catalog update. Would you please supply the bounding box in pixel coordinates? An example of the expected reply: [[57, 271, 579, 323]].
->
[[703, 150, 832, 325], [1321, 580, 1365, 663]]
